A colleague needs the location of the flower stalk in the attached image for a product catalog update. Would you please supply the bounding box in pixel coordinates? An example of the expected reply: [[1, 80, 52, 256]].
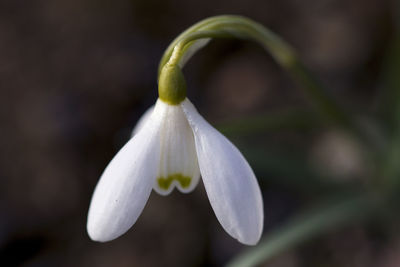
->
[[159, 15, 357, 134]]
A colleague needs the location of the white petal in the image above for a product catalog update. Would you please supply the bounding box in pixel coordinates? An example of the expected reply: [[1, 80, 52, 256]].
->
[[178, 38, 211, 68], [153, 100, 200, 195], [181, 99, 264, 245], [131, 105, 155, 137], [87, 101, 165, 242]]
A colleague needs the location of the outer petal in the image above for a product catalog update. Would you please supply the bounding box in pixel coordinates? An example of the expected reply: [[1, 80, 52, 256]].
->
[[87, 101, 165, 242], [181, 99, 264, 245]]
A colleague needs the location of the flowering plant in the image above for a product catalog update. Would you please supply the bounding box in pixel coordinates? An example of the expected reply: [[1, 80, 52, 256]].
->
[[85, 15, 397, 266]]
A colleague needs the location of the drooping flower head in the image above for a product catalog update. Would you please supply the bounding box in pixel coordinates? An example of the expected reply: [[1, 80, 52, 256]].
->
[[87, 16, 265, 246]]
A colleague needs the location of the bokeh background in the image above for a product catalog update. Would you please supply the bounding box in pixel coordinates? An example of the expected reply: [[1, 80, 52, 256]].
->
[[1, 0, 399, 266]]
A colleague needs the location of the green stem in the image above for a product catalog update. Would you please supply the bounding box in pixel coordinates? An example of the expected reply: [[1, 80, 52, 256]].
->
[[159, 15, 354, 128], [158, 15, 239, 76]]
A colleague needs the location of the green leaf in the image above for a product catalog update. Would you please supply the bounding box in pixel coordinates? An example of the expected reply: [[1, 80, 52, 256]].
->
[[227, 194, 373, 267], [378, 34, 400, 131], [240, 146, 347, 193]]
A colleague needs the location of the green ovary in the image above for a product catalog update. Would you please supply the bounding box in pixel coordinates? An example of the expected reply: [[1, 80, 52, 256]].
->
[[157, 173, 192, 190]]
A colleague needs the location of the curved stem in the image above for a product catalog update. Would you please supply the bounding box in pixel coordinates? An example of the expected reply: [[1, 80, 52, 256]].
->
[[167, 31, 231, 66], [158, 15, 239, 76], [159, 15, 355, 129]]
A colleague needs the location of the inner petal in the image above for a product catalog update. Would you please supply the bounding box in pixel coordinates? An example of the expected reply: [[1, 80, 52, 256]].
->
[[154, 101, 200, 195]]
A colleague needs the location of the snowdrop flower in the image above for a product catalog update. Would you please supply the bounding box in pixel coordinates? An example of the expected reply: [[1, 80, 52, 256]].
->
[[87, 62, 263, 245]]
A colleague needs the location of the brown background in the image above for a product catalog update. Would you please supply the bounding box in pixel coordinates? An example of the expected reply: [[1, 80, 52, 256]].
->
[[0, 0, 398, 266]]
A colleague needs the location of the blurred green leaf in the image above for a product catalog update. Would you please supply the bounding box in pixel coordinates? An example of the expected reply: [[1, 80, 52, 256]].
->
[[240, 145, 348, 193], [378, 33, 400, 131], [376, 23, 400, 192], [227, 194, 373, 267]]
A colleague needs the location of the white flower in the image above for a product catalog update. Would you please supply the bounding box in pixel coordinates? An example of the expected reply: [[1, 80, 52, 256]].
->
[[87, 98, 264, 245]]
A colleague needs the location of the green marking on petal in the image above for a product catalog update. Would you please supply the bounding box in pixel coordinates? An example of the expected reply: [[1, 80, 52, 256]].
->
[[157, 173, 192, 190]]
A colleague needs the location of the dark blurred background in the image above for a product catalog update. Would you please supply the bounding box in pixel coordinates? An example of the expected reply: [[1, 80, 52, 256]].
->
[[0, 0, 399, 266]]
